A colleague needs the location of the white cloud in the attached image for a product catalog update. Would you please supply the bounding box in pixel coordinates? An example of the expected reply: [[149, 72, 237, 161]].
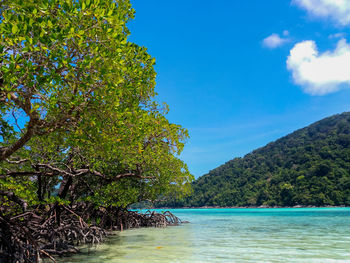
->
[[293, 0, 350, 26], [329, 32, 346, 39], [287, 38, 350, 95], [263, 33, 289, 48]]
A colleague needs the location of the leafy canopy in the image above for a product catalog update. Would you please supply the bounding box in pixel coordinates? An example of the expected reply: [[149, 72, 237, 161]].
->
[[0, 0, 193, 211]]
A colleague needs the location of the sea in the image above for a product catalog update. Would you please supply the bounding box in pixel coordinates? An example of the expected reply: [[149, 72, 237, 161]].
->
[[61, 208, 350, 262]]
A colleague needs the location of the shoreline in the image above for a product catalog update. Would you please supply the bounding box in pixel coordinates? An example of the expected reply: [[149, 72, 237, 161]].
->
[[155, 205, 349, 209]]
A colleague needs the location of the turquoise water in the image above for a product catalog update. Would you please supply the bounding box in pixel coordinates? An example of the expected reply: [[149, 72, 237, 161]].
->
[[62, 208, 350, 262]]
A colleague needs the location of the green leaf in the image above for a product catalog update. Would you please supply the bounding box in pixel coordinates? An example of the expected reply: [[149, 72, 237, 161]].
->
[[12, 24, 18, 34]]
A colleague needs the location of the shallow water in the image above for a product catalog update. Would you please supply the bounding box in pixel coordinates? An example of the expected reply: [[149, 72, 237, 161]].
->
[[61, 208, 350, 262]]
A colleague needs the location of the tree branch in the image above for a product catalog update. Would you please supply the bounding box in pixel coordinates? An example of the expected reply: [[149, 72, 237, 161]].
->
[[5, 158, 30, 164], [0, 117, 38, 161], [0, 190, 28, 212]]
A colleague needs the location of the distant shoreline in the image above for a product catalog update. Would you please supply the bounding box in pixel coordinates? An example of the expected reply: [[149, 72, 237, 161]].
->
[[155, 205, 349, 209]]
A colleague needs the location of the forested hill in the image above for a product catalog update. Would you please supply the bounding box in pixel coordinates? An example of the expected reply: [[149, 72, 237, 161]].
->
[[162, 111, 350, 207]]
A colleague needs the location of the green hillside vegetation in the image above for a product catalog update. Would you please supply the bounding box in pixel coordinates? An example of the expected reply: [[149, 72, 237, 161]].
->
[[162, 112, 350, 207]]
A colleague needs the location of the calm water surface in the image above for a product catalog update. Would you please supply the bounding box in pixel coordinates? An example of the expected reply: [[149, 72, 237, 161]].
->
[[62, 208, 350, 262]]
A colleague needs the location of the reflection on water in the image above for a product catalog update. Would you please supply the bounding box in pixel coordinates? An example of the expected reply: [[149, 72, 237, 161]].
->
[[60, 208, 350, 263]]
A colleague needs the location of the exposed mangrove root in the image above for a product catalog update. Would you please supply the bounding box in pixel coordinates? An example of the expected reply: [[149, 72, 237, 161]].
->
[[80, 205, 182, 231], [0, 204, 183, 263], [0, 206, 107, 263]]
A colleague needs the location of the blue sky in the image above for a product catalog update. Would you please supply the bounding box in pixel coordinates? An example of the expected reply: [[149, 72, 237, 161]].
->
[[128, 0, 350, 178]]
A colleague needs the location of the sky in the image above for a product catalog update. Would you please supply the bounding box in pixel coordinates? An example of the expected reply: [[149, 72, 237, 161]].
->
[[128, 0, 350, 178]]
